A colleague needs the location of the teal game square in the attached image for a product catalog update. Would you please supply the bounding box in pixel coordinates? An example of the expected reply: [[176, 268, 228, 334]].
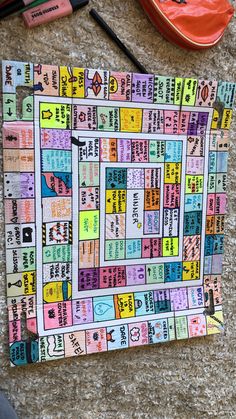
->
[[126, 239, 142, 259], [106, 167, 127, 189]]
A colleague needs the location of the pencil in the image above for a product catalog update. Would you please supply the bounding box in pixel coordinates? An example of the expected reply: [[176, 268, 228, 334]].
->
[[89, 8, 148, 74]]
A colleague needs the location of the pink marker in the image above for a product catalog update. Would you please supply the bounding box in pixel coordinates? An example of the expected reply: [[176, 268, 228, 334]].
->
[[22, 0, 89, 28]]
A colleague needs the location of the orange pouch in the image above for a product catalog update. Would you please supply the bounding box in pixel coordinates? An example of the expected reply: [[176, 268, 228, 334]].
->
[[139, 0, 234, 49]]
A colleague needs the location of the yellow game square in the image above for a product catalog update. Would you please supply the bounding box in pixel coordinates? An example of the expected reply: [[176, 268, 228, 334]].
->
[[106, 190, 126, 213], [22, 271, 36, 295], [60, 66, 73, 97], [206, 311, 224, 335], [182, 78, 197, 106], [174, 78, 184, 105], [40, 103, 71, 129], [120, 108, 142, 132], [7, 272, 36, 297], [79, 210, 100, 240], [43, 281, 72, 303], [59, 66, 85, 98], [164, 163, 181, 184], [162, 238, 179, 257], [211, 109, 219, 129], [115, 293, 135, 318], [72, 67, 85, 98], [182, 261, 200, 280], [221, 109, 232, 130], [185, 175, 204, 194]]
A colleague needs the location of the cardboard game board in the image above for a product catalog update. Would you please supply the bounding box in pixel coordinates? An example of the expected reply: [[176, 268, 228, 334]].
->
[[2, 60, 235, 366]]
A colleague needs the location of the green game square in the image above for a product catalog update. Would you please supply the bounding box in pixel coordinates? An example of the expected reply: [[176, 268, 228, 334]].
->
[[97, 106, 120, 131], [105, 239, 125, 260], [146, 264, 164, 283], [149, 140, 165, 162], [175, 316, 189, 339]]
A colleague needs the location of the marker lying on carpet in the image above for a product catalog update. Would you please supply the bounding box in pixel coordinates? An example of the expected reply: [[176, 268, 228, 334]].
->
[[89, 8, 148, 74], [0, 0, 36, 18], [22, 0, 89, 28]]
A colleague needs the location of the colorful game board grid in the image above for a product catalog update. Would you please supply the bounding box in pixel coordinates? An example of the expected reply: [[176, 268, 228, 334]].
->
[[2, 61, 235, 366]]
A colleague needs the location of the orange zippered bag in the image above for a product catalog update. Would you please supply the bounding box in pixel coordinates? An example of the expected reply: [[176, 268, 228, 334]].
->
[[139, 0, 234, 49]]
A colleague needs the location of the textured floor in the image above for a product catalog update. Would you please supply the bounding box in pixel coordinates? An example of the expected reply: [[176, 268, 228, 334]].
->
[[0, 0, 236, 418]]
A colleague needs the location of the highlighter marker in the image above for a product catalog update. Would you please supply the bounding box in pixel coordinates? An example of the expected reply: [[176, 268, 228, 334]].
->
[[22, 0, 89, 28], [0, 0, 36, 18]]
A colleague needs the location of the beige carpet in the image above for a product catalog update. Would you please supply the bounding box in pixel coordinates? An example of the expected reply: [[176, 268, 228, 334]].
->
[[0, 0, 236, 417]]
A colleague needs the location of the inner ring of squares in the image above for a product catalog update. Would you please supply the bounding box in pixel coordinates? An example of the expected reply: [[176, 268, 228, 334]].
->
[[76, 131, 206, 269], [38, 99, 210, 310], [75, 125, 206, 275]]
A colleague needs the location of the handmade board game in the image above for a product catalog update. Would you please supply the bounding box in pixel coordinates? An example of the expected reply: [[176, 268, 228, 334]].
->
[[2, 60, 235, 366]]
